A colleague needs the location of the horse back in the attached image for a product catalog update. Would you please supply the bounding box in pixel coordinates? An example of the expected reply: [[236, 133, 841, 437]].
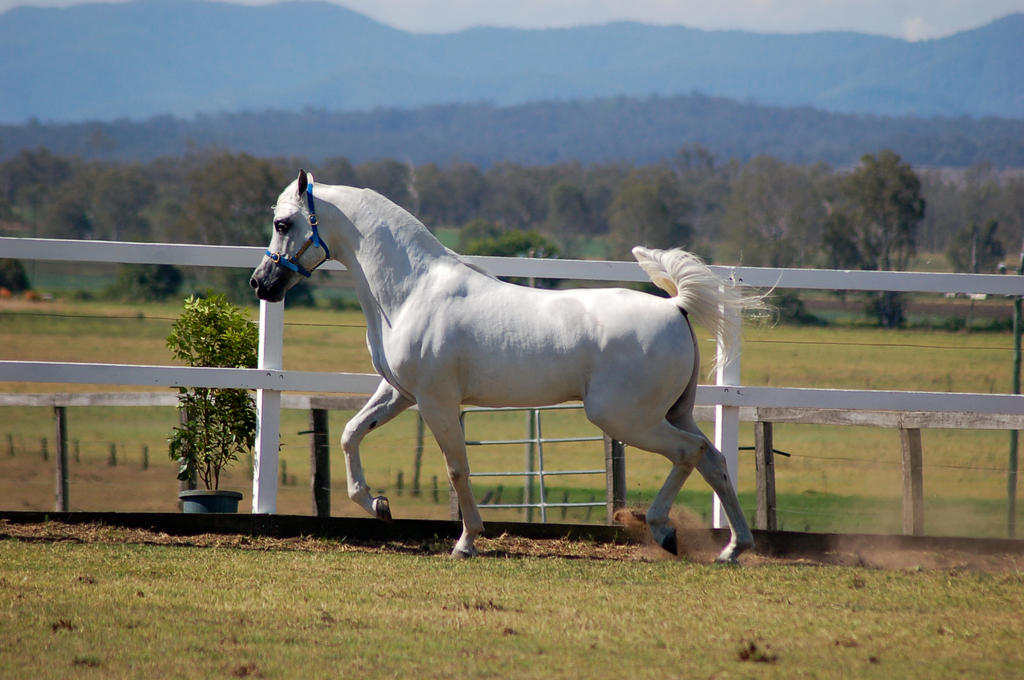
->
[[389, 279, 694, 407]]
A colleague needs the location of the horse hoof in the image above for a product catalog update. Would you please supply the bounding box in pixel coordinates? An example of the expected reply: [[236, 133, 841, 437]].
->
[[714, 554, 741, 566], [373, 496, 392, 522], [658, 528, 678, 556], [450, 546, 478, 559]]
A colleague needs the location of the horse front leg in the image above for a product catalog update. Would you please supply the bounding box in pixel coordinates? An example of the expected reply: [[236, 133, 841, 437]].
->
[[417, 401, 484, 558], [341, 379, 413, 520]]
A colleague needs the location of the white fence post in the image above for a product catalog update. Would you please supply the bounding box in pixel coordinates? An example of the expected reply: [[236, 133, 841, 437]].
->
[[713, 300, 741, 529], [253, 299, 284, 514]]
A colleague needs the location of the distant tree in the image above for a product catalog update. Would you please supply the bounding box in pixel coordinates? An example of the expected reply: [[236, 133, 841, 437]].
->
[[994, 176, 1024, 254], [177, 152, 284, 247], [842, 150, 925, 272], [0, 259, 30, 293], [315, 157, 359, 186], [0, 149, 81, 236], [114, 264, 183, 301], [0, 149, 75, 204], [40, 184, 94, 239], [722, 156, 827, 267], [457, 218, 502, 253], [410, 163, 448, 228], [170, 152, 284, 302], [462, 230, 559, 259], [282, 280, 316, 308], [948, 220, 1004, 274], [445, 162, 488, 225], [822, 209, 862, 270], [482, 163, 548, 230], [462, 229, 560, 288], [579, 162, 629, 237], [545, 182, 591, 238], [607, 167, 691, 259], [88, 165, 154, 241], [673, 144, 717, 175], [355, 160, 414, 211], [839, 150, 926, 327], [916, 170, 959, 253], [672, 144, 732, 246]]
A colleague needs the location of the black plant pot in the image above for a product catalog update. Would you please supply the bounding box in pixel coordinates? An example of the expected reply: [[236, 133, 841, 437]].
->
[[179, 489, 243, 513]]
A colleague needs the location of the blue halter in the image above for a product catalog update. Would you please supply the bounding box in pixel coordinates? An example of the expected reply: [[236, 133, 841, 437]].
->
[[266, 181, 331, 278]]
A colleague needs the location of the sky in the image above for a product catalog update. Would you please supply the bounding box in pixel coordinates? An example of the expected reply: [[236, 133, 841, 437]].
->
[[0, 0, 1022, 40]]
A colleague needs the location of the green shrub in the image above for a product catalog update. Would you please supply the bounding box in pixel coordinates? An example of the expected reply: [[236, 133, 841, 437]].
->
[[166, 294, 258, 490]]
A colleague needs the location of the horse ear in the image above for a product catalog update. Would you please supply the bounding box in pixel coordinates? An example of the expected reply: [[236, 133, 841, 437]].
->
[[297, 169, 308, 196]]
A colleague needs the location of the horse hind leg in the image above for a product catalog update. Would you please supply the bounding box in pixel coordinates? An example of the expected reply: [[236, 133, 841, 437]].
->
[[672, 413, 754, 563], [641, 425, 709, 556], [341, 380, 413, 520], [590, 407, 706, 555], [646, 460, 698, 555], [616, 412, 754, 564], [696, 440, 754, 564]]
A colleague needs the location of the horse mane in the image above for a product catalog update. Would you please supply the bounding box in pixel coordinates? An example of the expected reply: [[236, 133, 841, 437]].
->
[[352, 187, 497, 279]]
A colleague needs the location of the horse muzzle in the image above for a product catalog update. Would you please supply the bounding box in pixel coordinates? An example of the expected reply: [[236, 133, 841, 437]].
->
[[250, 259, 290, 303]]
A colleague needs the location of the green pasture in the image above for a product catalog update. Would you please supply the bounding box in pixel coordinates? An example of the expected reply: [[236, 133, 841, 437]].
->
[[1, 298, 1021, 536], [2, 537, 1023, 680]]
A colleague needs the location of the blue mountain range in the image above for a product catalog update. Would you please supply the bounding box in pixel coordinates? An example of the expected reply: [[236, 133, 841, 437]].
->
[[1, 0, 1021, 124]]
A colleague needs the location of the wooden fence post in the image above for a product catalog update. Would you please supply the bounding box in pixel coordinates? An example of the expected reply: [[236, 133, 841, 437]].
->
[[900, 427, 924, 535], [309, 408, 330, 518], [448, 478, 460, 520], [754, 420, 777, 531], [54, 406, 68, 512], [412, 413, 424, 497], [604, 435, 626, 524]]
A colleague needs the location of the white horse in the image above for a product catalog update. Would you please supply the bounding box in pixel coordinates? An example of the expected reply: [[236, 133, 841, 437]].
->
[[251, 170, 764, 563]]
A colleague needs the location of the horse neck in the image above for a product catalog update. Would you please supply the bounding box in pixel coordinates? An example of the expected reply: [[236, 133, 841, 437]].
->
[[322, 186, 456, 315]]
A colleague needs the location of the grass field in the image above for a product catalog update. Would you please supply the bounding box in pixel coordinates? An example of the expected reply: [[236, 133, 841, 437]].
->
[[1, 523, 1022, 680], [1, 295, 1021, 537], [2, 280, 1022, 679]]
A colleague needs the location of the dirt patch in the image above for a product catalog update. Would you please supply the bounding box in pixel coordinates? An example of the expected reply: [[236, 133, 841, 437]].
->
[[0, 518, 642, 560], [609, 507, 1023, 572], [826, 534, 1024, 572], [1, 518, 1021, 572]]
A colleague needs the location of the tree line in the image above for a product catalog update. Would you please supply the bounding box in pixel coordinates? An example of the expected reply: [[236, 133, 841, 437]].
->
[[1, 146, 1022, 324], [4, 96, 1024, 169]]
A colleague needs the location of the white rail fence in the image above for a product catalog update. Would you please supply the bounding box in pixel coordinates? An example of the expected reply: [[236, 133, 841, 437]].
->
[[2, 237, 1023, 529]]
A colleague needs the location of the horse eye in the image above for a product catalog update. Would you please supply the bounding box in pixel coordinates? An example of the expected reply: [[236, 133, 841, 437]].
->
[[274, 219, 291, 233]]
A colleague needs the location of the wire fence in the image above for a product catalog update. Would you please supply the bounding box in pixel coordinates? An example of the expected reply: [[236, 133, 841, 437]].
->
[[2, 308, 1018, 350], [1, 404, 1020, 535]]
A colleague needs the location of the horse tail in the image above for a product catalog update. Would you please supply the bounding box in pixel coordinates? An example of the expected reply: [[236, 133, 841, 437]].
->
[[632, 246, 769, 374]]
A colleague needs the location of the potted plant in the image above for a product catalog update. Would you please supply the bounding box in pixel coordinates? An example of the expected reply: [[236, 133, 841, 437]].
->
[[167, 293, 258, 513]]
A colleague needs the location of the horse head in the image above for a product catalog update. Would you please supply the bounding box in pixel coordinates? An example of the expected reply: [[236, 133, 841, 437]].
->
[[250, 169, 331, 302]]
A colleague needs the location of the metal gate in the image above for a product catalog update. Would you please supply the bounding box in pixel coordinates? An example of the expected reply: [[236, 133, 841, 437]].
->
[[458, 404, 625, 523]]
